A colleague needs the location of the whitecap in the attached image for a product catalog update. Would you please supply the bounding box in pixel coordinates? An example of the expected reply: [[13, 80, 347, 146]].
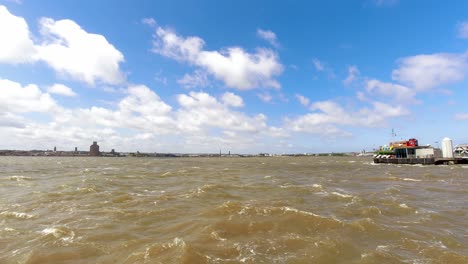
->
[[331, 191, 354, 199], [0, 211, 36, 219], [9, 176, 33, 181], [281, 206, 321, 217], [40, 226, 75, 242], [312, 184, 322, 188], [402, 178, 422, 182]]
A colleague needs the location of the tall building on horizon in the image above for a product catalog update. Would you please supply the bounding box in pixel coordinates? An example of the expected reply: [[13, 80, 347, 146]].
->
[[89, 141, 100, 156]]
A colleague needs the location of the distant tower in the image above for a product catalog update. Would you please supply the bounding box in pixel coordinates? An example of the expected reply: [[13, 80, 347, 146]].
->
[[54, 146, 56, 152], [89, 141, 101, 156], [75, 147, 78, 152]]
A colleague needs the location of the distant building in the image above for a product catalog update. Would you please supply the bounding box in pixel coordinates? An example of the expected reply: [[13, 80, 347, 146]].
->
[[89, 141, 101, 156]]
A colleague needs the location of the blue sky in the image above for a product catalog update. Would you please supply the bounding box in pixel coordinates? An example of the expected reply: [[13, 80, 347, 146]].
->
[[1, 0, 468, 154]]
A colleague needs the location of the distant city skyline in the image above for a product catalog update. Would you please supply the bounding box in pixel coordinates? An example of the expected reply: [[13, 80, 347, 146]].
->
[[1, 0, 468, 154]]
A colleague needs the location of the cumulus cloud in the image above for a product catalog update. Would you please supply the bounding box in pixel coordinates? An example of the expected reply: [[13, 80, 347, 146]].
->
[[366, 79, 416, 102], [0, 5, 36, 63], [0, 78, 59, 113], [177, 70, 210, 88], [285, 99, 409, 136], [1, 77, 288, 152], [176, 91, 266, 133], [36, 18, 125, 85], [153, 26, 283, 90], [343, 65, 360, 86], [0, 5, 125, 86], [47, 83, 77, 97], [392, 52, 468, 91], [79, 85, 175, 132], [0, 112, 25, 128], [257, 92, 273, 103], [257, 29, 279, 47], [221, 92, 244, 107], [295, 94, 310, 107], [458, 21, 468, 39]]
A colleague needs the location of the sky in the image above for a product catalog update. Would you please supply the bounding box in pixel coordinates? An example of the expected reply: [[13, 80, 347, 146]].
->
[[1, 0, 468, 154]]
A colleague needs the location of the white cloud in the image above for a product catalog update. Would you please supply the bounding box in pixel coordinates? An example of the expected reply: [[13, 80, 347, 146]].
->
[[0, 77, 289, 152], [221, 92, 244, 107], [343, 65, 360, 86], [286, 99, 409, 136], [177, 70, 210, 88], [0, 112, 25, 128], [371, 0, 399, 7], [36, 18, 125, 85], [0, 5, 36, 63], [257, 29, 279, 47], [366, 79, 416, 102], [0, 78, 58, 113], [458, 21, 468, 39], [392, 52, 468, 91], [153, 26, 283, 90], [454, 113, 468, 120], [257, 92, 273, 103], [47, 83, 77, 97], [0, 6, 125, 86], [66, 85, 175, 135], [154, 70, 168, 86], [312, 58, 335, 79], [2, 0, 22, 4], [312, 58, 325, 71], [176, 91, 266, 133], [141, 17, 157, 27], [295, 94, 310, 107]]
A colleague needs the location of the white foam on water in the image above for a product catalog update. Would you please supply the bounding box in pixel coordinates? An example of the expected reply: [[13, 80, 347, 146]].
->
[[399, 203, 410, 209], [0, 211, 36, 219], [9, 176, 33, 181], [102, 167, 118, 170], [281, 206, 322, 218], [376, 245, 390, 251], [210, 231, 227, 241], [403, 178, 422, 182], [331, 191, 354, 199], [40, 226, 75, 242]]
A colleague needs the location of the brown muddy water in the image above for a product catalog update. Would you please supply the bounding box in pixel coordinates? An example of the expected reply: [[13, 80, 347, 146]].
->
[[0, 156, 467, 263]]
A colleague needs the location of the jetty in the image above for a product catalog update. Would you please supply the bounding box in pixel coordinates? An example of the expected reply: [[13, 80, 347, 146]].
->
[[373, 156, 468, 165]]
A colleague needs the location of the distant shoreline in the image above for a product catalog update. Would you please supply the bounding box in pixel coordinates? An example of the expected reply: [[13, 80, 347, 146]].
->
[[0, 150, 366, 158]]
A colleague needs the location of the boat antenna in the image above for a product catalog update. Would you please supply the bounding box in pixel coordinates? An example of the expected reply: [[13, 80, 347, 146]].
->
[[391, 128, 396, 142]]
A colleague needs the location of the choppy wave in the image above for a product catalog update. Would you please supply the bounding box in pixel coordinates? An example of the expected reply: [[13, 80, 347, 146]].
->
[[0, 156, 467, 263], [0, 211, 36, 219]]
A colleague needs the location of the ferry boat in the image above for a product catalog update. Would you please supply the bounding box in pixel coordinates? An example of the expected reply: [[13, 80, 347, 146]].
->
[[373, 137, 468, 165]]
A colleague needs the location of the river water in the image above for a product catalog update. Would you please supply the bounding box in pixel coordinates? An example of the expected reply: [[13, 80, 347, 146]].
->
[[0, 156, 467, 263]]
